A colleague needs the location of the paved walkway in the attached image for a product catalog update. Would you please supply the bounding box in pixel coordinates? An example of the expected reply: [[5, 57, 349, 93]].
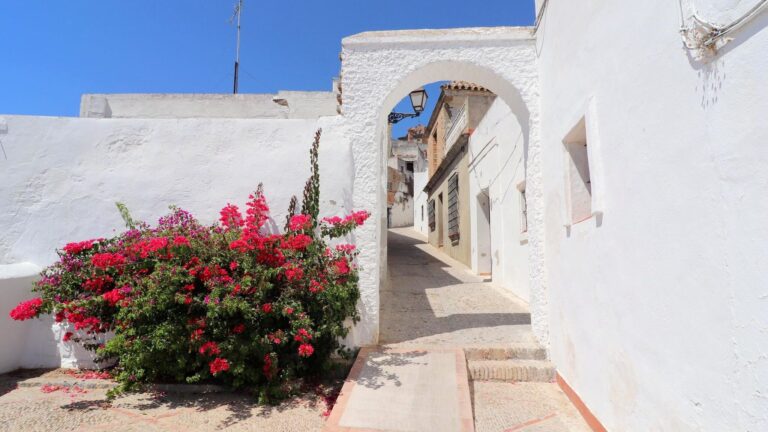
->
[[325, 228, 591, 432]]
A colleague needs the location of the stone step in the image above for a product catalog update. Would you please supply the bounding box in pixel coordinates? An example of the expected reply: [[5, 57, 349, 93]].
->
[[464, 344, 547, 361], [468, 359, 556, 382]]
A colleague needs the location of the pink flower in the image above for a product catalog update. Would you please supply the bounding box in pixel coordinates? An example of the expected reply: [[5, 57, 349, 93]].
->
[[9, 298, 42, 321], [199, 341, 221, 356], [284, 307, 294, 315], [209, 358, 230, 375], [261, 303, 273, 313], [63, 332, 74, 342], [346, 210, 370, 226], [322, 216, 342, 225], [335, 244, 356, 253], [288, 214, 312, 231], [232, 324, 246, 334], [298, 344, 314, 358]]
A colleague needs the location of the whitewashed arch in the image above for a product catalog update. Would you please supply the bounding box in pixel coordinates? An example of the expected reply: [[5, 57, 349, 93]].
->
[[338, 27, 548, 348]]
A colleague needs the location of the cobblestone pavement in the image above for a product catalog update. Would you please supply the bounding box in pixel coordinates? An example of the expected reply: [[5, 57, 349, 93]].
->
[[382, 228, 536, 348], [0, 371, 337, 432], [382, 229, 592, 431]]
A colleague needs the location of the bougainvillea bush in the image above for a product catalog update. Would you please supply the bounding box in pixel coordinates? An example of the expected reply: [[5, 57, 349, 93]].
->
[[9, 130, 369, 399]]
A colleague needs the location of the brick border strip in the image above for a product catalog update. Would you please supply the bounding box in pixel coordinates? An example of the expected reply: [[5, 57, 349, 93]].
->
[[556, 372, 607, 432]]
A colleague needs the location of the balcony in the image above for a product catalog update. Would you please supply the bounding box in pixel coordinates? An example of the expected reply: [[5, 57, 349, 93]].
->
[[444, 104, 468, 154]]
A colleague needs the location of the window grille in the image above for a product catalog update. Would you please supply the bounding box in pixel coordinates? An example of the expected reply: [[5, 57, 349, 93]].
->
[[448, 173, 460, 241], [428, 199, 436, 231]]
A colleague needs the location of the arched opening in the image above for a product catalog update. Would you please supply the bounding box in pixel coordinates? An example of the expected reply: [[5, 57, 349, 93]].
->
[[373, 62, 535, 346]]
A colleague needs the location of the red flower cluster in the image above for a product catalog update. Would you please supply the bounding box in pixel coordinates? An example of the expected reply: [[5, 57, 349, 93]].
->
[[83, 275, 113, 293], [173, 235, 190, 247], [102, 288, 125, 306], [282, 234, 312, 250], [288, 214, 312, 231], [309, 279, 325, 293], [294, 328, 312, 342], [199, 341, 221, 356], [298, 344, 314, 358], [9, 298, 42, 321], [322, 210, 370, 227], [263, 353, 275, 379], [91, 253, 126, 269], [219, 204, 244, 230], [63, 240, 96, 255], [334, 258, 351, 275], [282, 263, 304, 282], [128, 237, 169, 259], [209, 358, 230, 375]]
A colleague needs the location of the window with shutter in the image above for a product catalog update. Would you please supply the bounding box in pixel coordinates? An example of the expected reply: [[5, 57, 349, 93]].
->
[[448, 173, 460, 242], [428, 199, 436, 231]]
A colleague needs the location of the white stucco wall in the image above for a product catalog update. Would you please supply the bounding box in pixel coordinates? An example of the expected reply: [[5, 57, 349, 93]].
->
[[0, 115, 353, 266], [413, 171, 429, 236], [468, 98, 530, 301], [0, 114, 365, 365], [537, 1, 768, 430], [0, 263, 41, 373], [389, 194, 414, 228]]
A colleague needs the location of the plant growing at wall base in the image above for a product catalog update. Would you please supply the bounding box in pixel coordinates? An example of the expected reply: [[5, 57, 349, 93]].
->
[[9, 129, 370, 400]]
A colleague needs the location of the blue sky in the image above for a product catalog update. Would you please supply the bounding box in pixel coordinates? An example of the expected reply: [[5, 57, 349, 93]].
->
[[0, 0, 534, 128]]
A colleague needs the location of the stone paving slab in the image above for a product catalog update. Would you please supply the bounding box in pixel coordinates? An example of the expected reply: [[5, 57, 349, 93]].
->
[[471, 382, 591, 432], [324, 347, 474, 432]]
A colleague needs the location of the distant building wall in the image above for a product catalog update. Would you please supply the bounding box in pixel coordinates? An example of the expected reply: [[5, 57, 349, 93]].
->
[[426, 143, 471, 267], [80, 92, 338, 119]]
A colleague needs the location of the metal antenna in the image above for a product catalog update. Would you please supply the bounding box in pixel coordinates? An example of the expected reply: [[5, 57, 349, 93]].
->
[[232, 0, 243, 94]]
